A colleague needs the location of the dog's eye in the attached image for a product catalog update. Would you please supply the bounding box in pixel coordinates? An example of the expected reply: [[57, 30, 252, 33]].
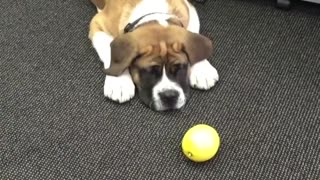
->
[[150, 65, 162, 75], [171, 63, 188, 74], [142, 65, 162, 75], [174, 63, 188, 69]]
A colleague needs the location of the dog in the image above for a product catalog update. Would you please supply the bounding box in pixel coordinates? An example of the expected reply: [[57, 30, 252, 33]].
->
[[89, 0, 219, 111]]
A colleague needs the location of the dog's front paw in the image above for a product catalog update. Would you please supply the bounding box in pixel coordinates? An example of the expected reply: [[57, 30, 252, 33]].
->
[[190, 60, 219, 90], [104, 70, 135, 103]]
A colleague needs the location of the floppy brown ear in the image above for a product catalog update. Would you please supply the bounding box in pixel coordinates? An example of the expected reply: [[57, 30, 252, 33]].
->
[[182, 32, 213, 64], [103, 34, 138, 76]]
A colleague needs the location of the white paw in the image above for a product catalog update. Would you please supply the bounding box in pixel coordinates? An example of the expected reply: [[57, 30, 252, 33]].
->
[[104, 70, 135, 103], [189, 60, 219, 90]]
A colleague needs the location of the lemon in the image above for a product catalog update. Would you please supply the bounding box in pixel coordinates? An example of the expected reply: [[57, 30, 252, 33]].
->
[[181, 124, 220, 162]]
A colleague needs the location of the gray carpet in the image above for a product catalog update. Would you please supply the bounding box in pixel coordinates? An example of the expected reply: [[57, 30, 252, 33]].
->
[[1, 0, 320, 179]]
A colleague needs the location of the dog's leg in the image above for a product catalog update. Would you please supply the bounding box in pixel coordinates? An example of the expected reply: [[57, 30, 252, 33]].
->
[[92, 32, 113, 69], [91, 31, 135, 103], [185, 1, 219, 90]]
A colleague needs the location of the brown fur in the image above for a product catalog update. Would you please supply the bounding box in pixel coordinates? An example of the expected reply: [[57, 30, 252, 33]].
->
[[129, 39, 190, 88], [90, 0, 105, 10], [167, 0, 189, 28], [103, 23, 213, 76], [89, 0, 139, 38]]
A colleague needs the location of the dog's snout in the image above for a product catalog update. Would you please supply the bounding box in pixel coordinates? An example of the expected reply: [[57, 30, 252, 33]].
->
[[159, 90, 179, 105]]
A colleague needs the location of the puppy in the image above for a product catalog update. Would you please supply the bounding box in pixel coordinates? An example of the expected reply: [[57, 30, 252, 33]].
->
[[89, 0, 219, 111]]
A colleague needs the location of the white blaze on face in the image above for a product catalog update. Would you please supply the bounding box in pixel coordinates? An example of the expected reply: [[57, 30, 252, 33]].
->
[[152, 68, 186, 111]]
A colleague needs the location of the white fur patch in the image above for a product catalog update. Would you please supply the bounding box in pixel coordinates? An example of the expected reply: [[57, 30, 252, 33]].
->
[[129, 0, 170, 27], [153, 68, 186, 111], [104, 69, 135, 103], [190, 60, 219, 90], [92, 32, 114, 69], [184, 0, 200, 33]]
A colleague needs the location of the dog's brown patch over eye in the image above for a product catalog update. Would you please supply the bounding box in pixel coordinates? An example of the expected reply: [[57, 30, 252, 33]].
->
[[169, 63, 188, 75], [143, 65, 162, 75]]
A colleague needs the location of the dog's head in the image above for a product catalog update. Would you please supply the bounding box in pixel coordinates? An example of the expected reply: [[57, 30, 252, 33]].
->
[[104, 23, 213, 111]]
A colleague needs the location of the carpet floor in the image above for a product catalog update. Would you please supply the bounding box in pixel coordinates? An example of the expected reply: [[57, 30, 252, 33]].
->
[[1, 0, 320, 179]]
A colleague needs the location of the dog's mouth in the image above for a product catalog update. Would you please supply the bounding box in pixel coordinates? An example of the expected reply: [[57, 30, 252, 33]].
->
[[138, 88, 189, 111], [152, 90, 186, 111], [149, 100, 186, 111]]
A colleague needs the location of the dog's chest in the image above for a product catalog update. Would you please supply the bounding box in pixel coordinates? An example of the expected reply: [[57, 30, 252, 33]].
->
[[128, 0, 170, 22]]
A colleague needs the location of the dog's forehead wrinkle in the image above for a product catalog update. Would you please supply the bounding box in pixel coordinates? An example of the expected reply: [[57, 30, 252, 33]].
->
[[159, 41, 168, 58], [134, 46, 188, 69]]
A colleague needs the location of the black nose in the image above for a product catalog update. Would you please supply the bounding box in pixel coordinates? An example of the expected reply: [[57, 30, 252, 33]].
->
[[159, 90, 179, 106]]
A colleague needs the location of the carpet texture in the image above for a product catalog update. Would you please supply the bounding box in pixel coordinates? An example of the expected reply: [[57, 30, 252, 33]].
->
[[1, 0, 320, 179]]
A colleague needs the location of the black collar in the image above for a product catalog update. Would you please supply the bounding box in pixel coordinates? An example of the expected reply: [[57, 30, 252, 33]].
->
[[124, 12, 176, 33], [192, 0, 207, 4]]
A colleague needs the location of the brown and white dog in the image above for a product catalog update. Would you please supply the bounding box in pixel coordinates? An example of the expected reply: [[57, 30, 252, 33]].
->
[[89, 0, 219, 111]]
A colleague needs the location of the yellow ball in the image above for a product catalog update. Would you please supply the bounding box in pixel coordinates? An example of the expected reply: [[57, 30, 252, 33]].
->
[[181, 124, 220, 162]]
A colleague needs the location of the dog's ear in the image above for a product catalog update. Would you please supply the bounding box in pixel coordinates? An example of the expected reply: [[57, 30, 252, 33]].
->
[[103, 34, 138, 76], [182, 32, 213, 64]]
